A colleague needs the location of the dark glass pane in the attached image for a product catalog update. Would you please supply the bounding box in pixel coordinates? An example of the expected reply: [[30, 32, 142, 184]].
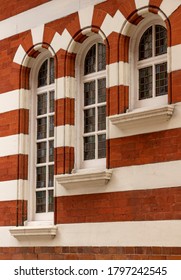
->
[[37, 142, 46, 163], [37, 93, 47, 115], [36, 166, 46, 188], [48, 165, 54, 188], [49, 57, 55, 84], [49, 140, 54, 162], [48, 190, 54, 212], [98, 78, 106, 103], [98, 43, 106, 71], [98, 106, 106, 131], [155, 25, 167, 56], [155, 62, 168, 96], [98, 134, 106, 159], [84, 44, 96, 75], [38, 60, 48, 87], [84, 136, 95, 160], [49, 116, 54, 137], [37, 117, 47, 139], [139, 26, 152, 60], [84, 81, 95, 106], [84, 108, 95, 133], [36, 191, 46, 213], [139, 67, 152, 100], [49, 91, 54, 113]]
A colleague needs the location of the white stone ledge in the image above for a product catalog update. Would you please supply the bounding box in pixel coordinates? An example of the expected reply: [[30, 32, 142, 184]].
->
[[9, 225, 58, 239], [55, 169, 112, 188], [109, 104, 174, 129]]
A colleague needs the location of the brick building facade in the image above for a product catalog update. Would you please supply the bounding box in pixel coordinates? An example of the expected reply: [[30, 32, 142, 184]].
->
[[0, 0, 181, 259]]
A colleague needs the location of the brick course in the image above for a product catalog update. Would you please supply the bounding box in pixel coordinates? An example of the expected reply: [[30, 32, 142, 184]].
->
[[0, 0, 50, 21], [0, 246, 181, 260], [55, 187, 181, 224]]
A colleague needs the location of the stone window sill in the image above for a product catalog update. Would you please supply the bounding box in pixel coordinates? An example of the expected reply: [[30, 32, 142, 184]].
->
[[109, 105, 174, 129], [55, 169, 112, 188], [9, 225, 57, 239]]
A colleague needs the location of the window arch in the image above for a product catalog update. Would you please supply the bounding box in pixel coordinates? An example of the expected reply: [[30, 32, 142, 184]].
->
[[76, 37, 106, 170], [29, 55, 55, 222], [130, 19, 168, 110]]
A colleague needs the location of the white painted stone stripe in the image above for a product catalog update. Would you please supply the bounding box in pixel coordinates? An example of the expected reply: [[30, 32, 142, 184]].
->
[[160, 0, 181, 18], [0, 180, 28, 201], [107, 62, 129, 88], [2, 220, 181, 246], [0, 134, 29, 157], [135, 0, 149, 10], [13, 45, 26, 65], [78, 5, 94, 29], [101, 10, 125, 37], [56, 77, 76, 99], [0, 0, 105, 41], [55, 125, 75, 148], [168, 44, 181, 73], [31, 24, 44, 46], [55, 160, 181, 197], [0, 89, 30, 114], [108, 102, 181, 139]]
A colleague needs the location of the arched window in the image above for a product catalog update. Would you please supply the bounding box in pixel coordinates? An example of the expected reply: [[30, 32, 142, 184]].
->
[[76, 39, 106, 170], [131, 21, 168, 109], [30, 56, 55, 222]]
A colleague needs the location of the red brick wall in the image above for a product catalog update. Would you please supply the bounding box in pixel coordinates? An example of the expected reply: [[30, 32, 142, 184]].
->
[[0, 200, 27, 226], [55, 187, 181, 224], [108, 128, 181, 168], [0, 246, 181, 260], [0, 0, 51, 21]]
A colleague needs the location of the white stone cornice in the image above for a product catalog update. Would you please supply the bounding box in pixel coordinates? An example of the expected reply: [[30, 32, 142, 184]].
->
[[109, 104, 174, 128], [55, 169, 112, 188], [9, 225, 58, 239]]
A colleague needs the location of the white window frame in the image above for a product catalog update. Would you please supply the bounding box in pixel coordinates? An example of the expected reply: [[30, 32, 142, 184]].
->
[[28, 52, 55, 224], [130, 17, 168, 110], [75, 35, 106, 171]]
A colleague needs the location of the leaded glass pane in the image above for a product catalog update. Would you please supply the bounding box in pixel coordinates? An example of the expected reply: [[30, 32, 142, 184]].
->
[[38, 60, 48, 87], [37, 142, 46, 163], [36, 166, 46, 188], [37, 93, 47, 115], [49, 140, 54, 162], [49, 116, 54, 137], [84, 44, 96, 75], [84, 81, 95, 106], [155, 62, 168, 96], [49, 91, 54, 113], [155, 25, 167, 56], [98, 134, 106, 159], [49, 57, 55, 84], [84, 136, 95, 160], [84, 108, 95, 133], [139, 67, 152, 100], [98, 106, 106, 131], [36, 191, 46, 213], [98, 78, 106, 103], [139, 26, 152, 60], [98, 43, 106, 71], [37, 117, 47, 139], [48, 165, 54, 188], [48, 190, 54, 212]]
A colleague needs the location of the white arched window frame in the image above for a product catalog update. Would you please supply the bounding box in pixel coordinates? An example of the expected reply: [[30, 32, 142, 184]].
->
[[28, 52, 55, 224], [130, 17, 168, 110], [75, 36, 107, 170]]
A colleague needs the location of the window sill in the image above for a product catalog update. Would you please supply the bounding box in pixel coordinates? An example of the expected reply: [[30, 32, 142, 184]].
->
[[55, 169, 112, 188], [109, 104, 174, 129], [9, 225, 58, 239]]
